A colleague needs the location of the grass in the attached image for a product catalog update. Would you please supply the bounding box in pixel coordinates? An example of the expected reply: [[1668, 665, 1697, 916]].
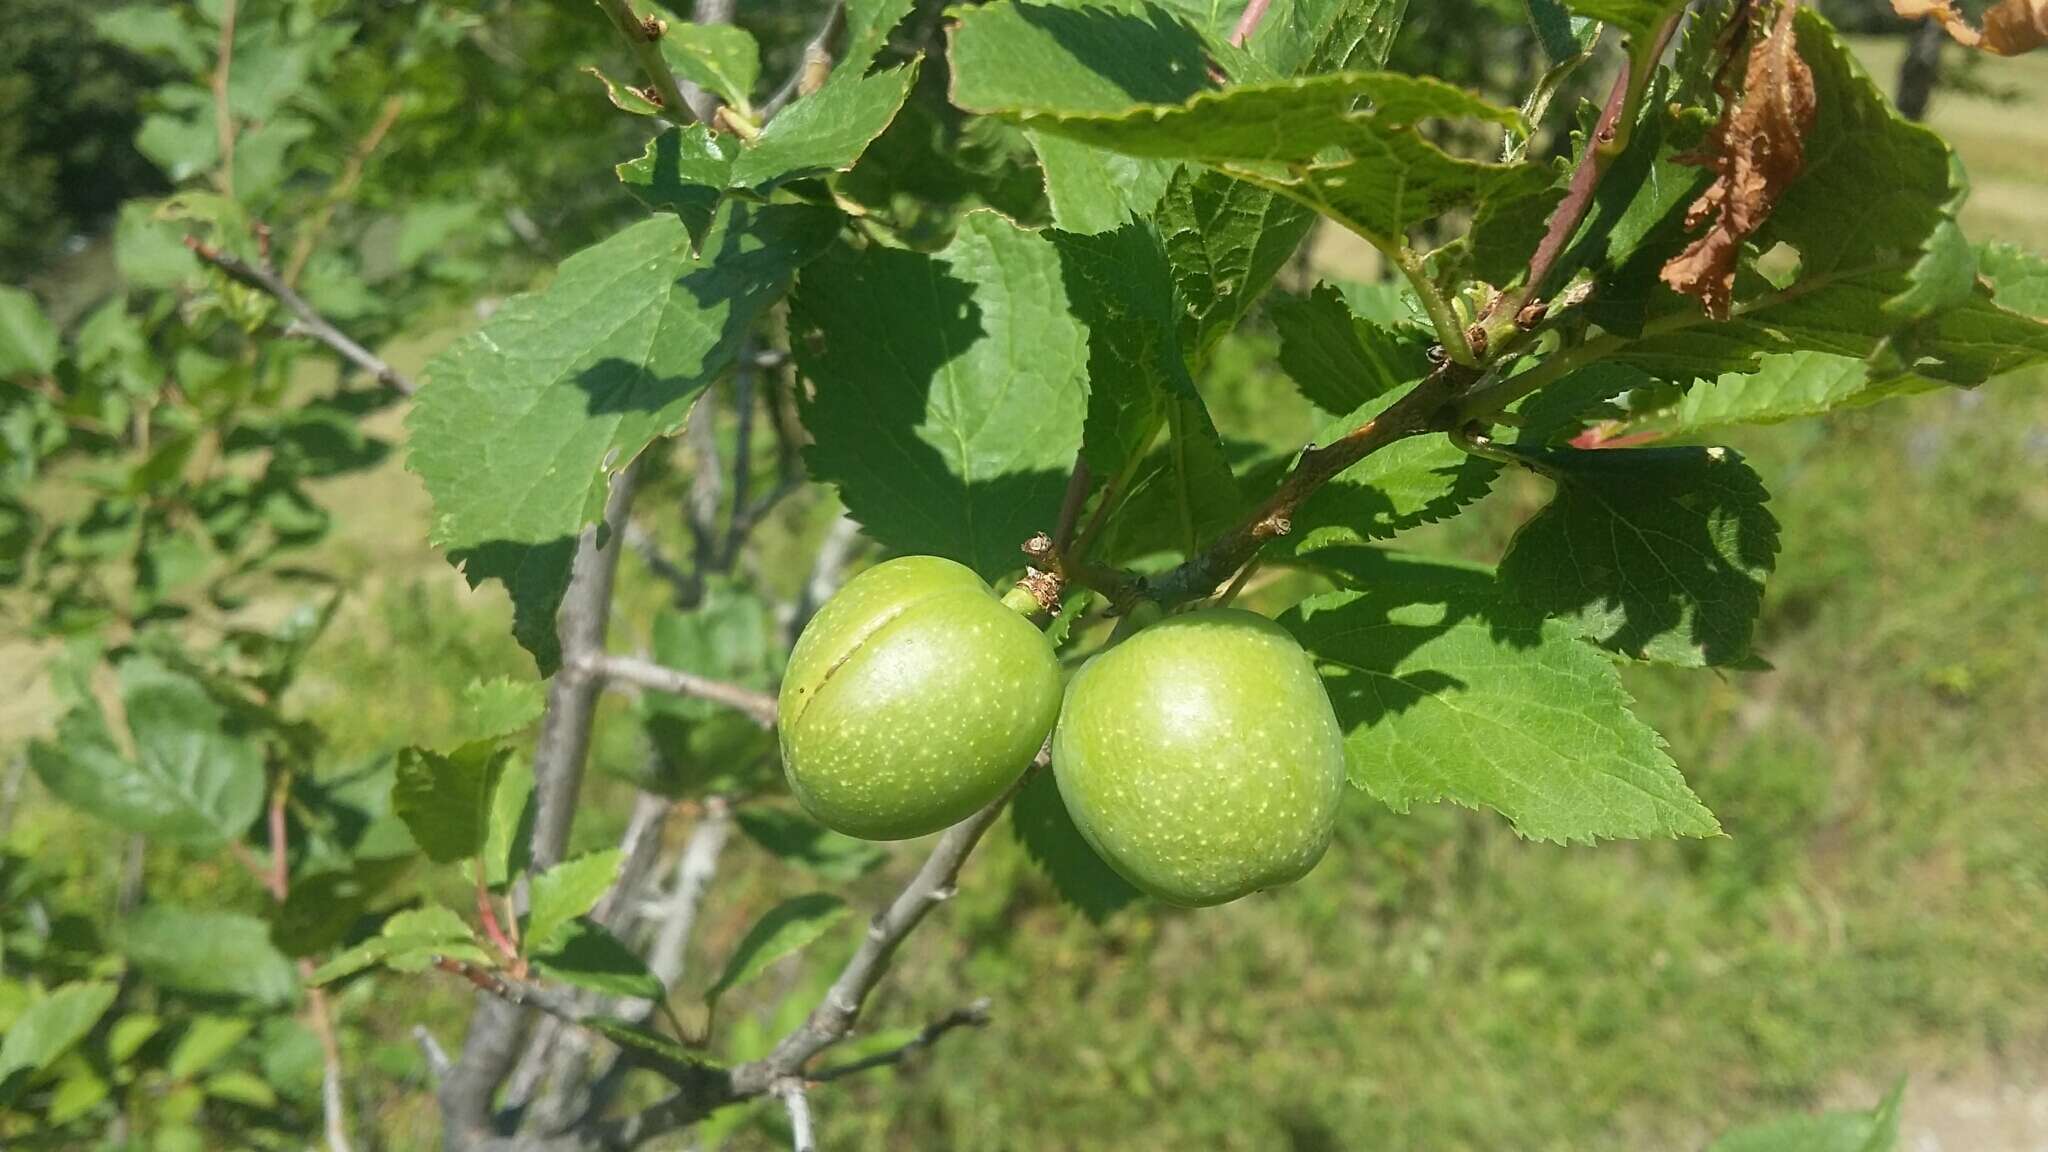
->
[[4, 29, 2045, 1152]]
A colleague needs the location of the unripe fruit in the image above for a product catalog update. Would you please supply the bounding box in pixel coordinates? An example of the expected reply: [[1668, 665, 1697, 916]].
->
[[1052, 608, 1345, 907], [778, 556, 1062, 840]]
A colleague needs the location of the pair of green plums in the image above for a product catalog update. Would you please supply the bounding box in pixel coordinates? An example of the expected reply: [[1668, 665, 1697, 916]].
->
[[776, 555, 1346, 908]]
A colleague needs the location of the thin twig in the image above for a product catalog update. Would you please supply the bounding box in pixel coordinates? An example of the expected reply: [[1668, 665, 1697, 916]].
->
[[762, 3, 846, 120], [285, 95, 404, 286], [806, 999, 992, 1082], [212, 0, 239, 197], [415, 1026, 454, 1083], [580, 652, 778, 728], [184, 238, 416, 393], [1053, 455, 1091, 554], [777, 1079, 817, 1152], [306, 979, 356, 1152]]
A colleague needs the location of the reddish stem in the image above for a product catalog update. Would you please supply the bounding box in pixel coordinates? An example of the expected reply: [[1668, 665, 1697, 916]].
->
[[266, 780, 290, 902], [475, 864, 523, 970], [1229, 0, 1274, 46]]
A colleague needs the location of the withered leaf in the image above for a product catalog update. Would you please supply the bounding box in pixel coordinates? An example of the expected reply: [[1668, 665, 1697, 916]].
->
[[1661, 1, 1817, 319], [1894, 0, 2047, 56]]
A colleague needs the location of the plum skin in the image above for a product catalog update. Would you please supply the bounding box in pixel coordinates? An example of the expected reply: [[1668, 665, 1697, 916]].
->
[[778, 555, 1062, 841], [1052, 608, 1346, 907]]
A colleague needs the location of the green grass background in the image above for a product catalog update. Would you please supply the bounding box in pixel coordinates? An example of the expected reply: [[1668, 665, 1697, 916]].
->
[[5, 34, 2045, 1152]]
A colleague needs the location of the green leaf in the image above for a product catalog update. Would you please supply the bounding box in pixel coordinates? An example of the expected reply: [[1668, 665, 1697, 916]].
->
[[656, 19, 761, 111], [705, 893, 849, 1005], [1050, 220, 1195, 483], [0, 982, 117, 1083], [1283, 551, 1719, 843], [844, 0, 916, 70], [309, 905, 487, 985], [1496, 445, 1780, 667], [94, 5, 207, 71], [1029, 133, 1177, 235], [167, 1016, 252, 1080], [1248, 0, 1409, 75], [1978, 243, 2048, 318], [481, 758, 536, 888], [950, 7, 1545, 252], [732, 65, 920, 189], [121, 906, 299, 1006], [585, 66, 665, 117], [271, 855, 415, 958], [1011, 768, 1140, 922], [583, 1014, 722, 1072], [28, 655, 265, 848], [1156, 168, 1318, 365], [1269, 395, 1498, 556], [409, 205, 839, 671], [616, 124, 742, 251], [1707, 1080, 1905, 1152], [734, 807, 885, 883], [795, 212, 1089, 578], [0, 286, 60, 379], [1561, 0, 1683, 40], [457, 677, 548, 743], [203, 1070, 277, 1108], [530, 920, 663, 1000], [1623, 351, 1877, 435], [524, 850, 624, 955], [1270, 282, 1431, 414], [391, 741, 510, 865], [1096, 392, 1243, 563]]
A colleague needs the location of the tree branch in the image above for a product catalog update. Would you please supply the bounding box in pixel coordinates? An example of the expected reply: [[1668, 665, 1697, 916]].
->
[[591, 0, 701, 124], [183, 239, 416, 394], [776, 1079, 817, 1152], [806, 998, 991, 1083], [440, 461, 643, 1151], [579, 652, 778, 728]]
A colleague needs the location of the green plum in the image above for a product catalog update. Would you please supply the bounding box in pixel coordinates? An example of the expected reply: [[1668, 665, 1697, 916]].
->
[[1052, 608, 1346, 907], [778, 555, 1061, 840]]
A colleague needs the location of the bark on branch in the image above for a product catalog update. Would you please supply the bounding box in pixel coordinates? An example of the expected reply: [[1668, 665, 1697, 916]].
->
[[579, 652, 779, 728], [185, 239, 416, 394]]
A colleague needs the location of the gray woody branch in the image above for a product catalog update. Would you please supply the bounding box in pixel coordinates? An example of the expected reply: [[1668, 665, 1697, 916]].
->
[[184, 238, 415, 394]]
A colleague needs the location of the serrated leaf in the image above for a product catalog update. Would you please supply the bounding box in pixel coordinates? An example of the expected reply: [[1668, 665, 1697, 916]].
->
[[28, 655, 264, 848], [1624, 351, 1872, 434], [1050, 220, 1194, 483], [1707, 1080, 1905, 1152], [1097, 391, 1244, 563], [616, 124, 741, 251], [732, 65, 921, 189], [1978, 243, 2048, 317], [524, 850, 624, 956], [457, 677, 548, 743], [481, 758, 536, 888], [1011, 768, 1140, 922], [734, 807, 885, 883], [121, 907, 299, 1006], [1562, 0, 1684, 40], [271, 855, 414, 958], [0, 286, 60, 379], [1283, 551, 1719, 843], [844, 0, 916, 70], [1270, 282, 1431, 413], [1269, 395, 1499, 555], [795, 212, 1089, 578], [656, 18, 760, 111], [0, 982, 117, 1083], [950, 7, 1547, 251], [1029, 132, 1178, 235], [1496, 445, 1779, 667], [584, 66, 664, 116], [705, 893, 849, 1005], [409, 205, 840, 671], [530, 920, 663, 1000], [1156, 168, 1318, 365], [1249, 0, 1409, 75], [391, 741, 510, 865]]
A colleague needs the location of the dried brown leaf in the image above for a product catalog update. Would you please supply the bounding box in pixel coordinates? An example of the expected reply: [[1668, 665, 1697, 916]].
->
[[1895, 0, 2047, 56], [1661, 1, 1817, 319]]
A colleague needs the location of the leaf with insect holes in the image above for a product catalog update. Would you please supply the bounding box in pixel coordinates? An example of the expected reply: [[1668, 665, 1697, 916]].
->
[[1284, 551, 1718, 843], [0, 982, 117, 1083], [28, 655, 264, 849], [795, 213, 1088, 579], [1495, 445, 1780, 667], [392, 741, 509, 865], [705, 893, 849, 1005], [409, 205, 839, 672], [523, 850, 623, 956], [949, 3, 1549, 251], [1012, 769, 1140, 922]]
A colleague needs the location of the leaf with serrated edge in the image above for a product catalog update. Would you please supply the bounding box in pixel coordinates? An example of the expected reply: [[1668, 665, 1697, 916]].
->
[[531, 920, 663, 1000], [795, 212, 1088, 578], [654, 18, 760, 111], [524, 849, 623, 955], [705, 893, 849, 1004], [409, 205, 839, 671], [1496, 445, 1780, 667], [1283, 551, 1718, 843], [1269, 394, 1498, 555], [392, 741, 508, 865], [1271, 281, 1431, 414], [730, 66, 919, 189]]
